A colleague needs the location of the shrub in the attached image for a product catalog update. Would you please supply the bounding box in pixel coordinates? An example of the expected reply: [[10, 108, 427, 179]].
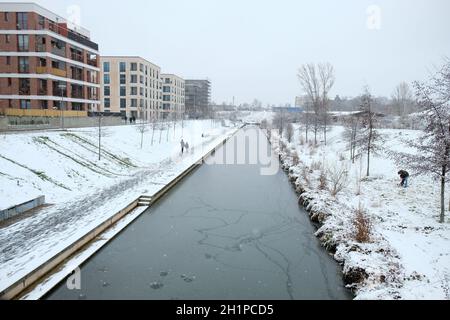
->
[[327, 163, 349, 196], [319, 169, 327, 190], [292, 151, 300, 166], [353, 204, 372, 243]]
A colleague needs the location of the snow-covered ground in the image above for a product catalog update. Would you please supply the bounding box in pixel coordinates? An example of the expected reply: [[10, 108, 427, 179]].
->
[[0, 119, 238, 294], [269, 125, 450, 300]]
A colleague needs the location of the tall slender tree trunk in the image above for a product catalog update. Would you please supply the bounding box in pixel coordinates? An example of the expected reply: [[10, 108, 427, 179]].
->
[[151, 126, 155, 146], [367, 127, 372, 177]]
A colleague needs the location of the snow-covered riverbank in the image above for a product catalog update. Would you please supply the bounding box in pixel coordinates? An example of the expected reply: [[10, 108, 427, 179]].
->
[[269, 125, 450, 300], [0, 120, 238, 294]]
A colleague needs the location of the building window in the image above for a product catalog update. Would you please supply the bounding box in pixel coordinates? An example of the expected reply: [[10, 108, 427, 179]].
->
[[5, 34, 10, 43], [131, 63, 137, 71], [38, 15, 45, 29], [104, 98, 110, 109], [20, 100, 31, 109], [6, 56, 11, 65], [17, 13, 28, 29], [163, 86, 170, 93], [120, 98, 126, 109], [18, 57, 29, 73], [119, 62, 126, 72], [120, 74, 126, 85], [120, 86, 126, 96], [38, 79, 47, 95], [130, 75, 137, 83], [140, 87, 144, 96], [4, 12, 9, 22], [131, 87, 137, 95], [140, 75, 144, 84], [17, 35, 29, 51], [103, 61, 110, 72], [139, 63, 144, 72], [40, 100, 48, 109], [131, 99, 137, 108], [104, 86, 110, 96], [104, 74, 110, 84], [7, 78, 12, 86]]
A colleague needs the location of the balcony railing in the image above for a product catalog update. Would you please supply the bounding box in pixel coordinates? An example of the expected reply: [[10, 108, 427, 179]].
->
[[19, 87, 30, 95], [38, 87, 47, 96], [71, 91, 84, 99], [53, 89, 67, 97], [51, 45, 66, 57], [37, 66, 67, 78], [71, 52, 84, 63], [36, 44, 46, 52]]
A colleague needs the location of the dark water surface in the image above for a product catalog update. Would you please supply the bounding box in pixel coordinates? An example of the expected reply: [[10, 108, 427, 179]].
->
[[46, 128, 351, 300]]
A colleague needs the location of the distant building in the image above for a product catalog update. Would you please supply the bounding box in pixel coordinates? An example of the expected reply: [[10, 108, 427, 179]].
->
[[100, 56, 162, 120], [0, 2, 100, 115], [185, 79, 211, 118], [161, 74, 185, 119], [272, 106, 303, 113]]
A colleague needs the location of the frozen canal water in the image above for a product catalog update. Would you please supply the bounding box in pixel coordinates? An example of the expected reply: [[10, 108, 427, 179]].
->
[[46, 128, 351, 300]]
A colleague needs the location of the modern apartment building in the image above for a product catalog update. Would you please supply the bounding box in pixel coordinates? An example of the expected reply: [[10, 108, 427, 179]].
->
[[100, 56, 162, 120], [161, 73, 185, 119], [185, 79, 211, 119], [0, 2, 100, 114]]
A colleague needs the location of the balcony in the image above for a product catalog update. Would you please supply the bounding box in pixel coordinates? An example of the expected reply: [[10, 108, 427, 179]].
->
[[36, 66, 67, 78], [53, 89, 67, 97], [38, 87, 47, 96], [71, 52, 84, 63], [19, 86, 30, 95], [36, 43, 46, 52], [51, 45, 66, 57], [71, 91, 84, 99]]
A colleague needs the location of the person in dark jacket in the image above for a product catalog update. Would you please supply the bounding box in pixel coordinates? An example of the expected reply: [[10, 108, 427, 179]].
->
[[398, 170, 410, 188]]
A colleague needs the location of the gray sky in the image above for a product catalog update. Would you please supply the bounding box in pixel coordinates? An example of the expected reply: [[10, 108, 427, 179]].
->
[[10, 0, 450, 105]]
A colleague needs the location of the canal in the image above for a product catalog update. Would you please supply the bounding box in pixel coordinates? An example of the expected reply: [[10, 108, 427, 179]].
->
[[45, 128, 351, 300]]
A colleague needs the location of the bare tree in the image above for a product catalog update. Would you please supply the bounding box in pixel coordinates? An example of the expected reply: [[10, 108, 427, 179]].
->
[[342, 115, 361, 163], [392, 60, 450, 223], [392, 81, 414, 116], [297, 63, 335, 145], [327, 162, 349, 196], [318, 63, 335, 145], [285, 123, 294, 143], [273, 107, 287, 137], [356, 86, 382, 177], [260, 119, 268, 130], [135, 108, 148, 149]]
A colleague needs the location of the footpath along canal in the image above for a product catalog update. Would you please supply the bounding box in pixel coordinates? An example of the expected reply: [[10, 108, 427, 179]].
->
[[46, 127, 351, 300]]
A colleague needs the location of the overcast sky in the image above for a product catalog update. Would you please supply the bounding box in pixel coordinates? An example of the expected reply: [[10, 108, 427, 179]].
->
[[9, 0, 450, 106]]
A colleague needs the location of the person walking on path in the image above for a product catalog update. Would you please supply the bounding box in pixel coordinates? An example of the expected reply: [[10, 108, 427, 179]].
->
[[398, 170, 410, 188], [180, 139, 185, 154]]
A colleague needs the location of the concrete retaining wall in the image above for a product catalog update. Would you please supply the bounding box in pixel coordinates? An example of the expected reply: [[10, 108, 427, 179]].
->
[[0, 196, 45, 222]]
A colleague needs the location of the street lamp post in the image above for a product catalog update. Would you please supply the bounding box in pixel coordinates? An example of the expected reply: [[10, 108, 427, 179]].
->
[[58, 83, 66, 130]]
